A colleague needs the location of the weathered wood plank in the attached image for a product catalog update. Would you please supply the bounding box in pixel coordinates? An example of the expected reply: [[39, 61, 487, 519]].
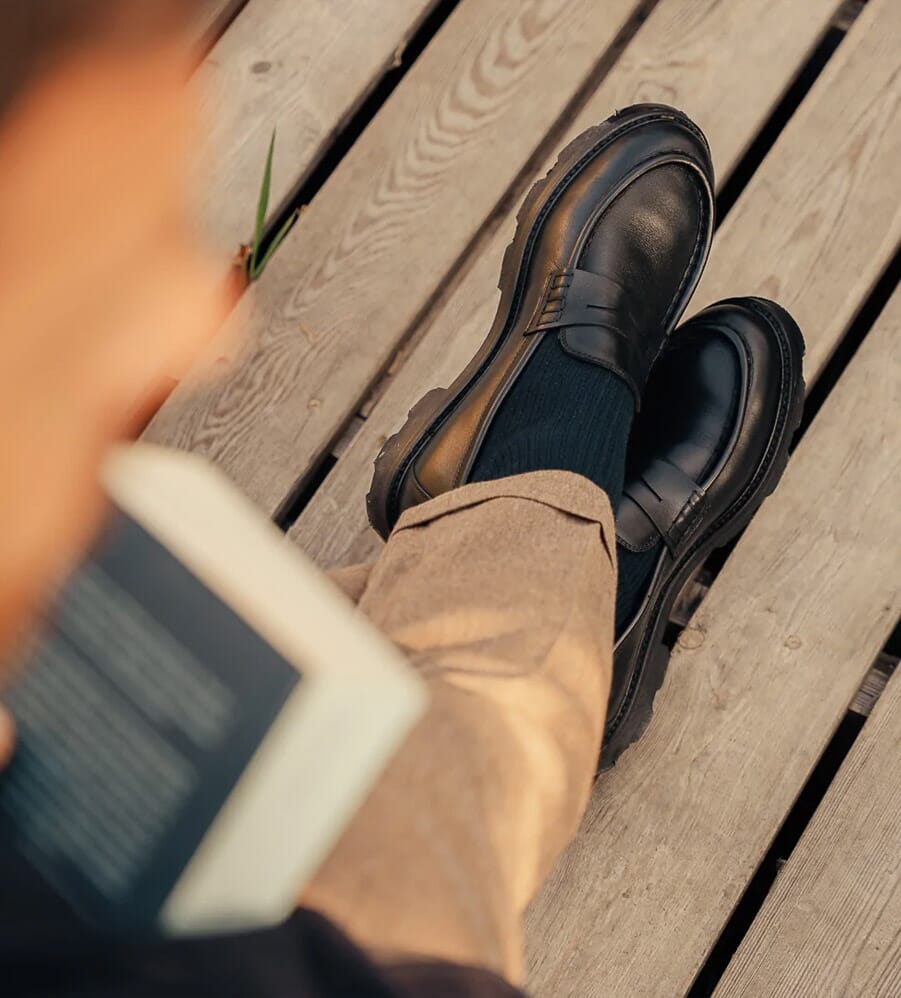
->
[[289, 0, 839, 567], [522, 4, 901, 992], [192, 0, 438, 254], [712, 431, 901, 996], [146, 0, 648, 511], [692, 6, 901, 382], [524, 270, 901, 995]]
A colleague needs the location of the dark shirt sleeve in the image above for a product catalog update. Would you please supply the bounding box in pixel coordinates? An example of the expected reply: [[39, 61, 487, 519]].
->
[[2, 905, 524, 998], [0, 804, 524, 998]]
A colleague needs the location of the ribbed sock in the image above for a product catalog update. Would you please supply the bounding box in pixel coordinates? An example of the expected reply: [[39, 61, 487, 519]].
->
[[470, 333, 634, 507]]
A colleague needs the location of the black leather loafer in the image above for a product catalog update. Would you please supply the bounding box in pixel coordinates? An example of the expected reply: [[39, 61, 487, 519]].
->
[[602, 297, 806, 768], [368, 104, 714, 538]]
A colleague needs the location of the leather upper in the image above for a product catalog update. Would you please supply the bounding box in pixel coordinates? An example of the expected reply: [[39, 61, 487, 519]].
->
[[610, 297, 806, 727], [618, 457, 709, 556], [617, 300, 794, 557], [410, 106, 715, 502]]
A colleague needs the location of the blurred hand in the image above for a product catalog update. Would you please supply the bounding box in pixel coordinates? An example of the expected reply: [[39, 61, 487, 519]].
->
[[0, 37, 231, 697]]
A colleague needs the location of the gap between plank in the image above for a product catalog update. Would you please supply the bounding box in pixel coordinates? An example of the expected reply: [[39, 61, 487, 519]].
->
[[252, 0, 461, 271], [275, 457, 338, 533], [191, 0, 252, 61], [686, 618, 900, 996], [363, 0, 661, 412], [685, 710, 866, 996], [715, 1, 870, 225], [274, 0, 662, 528], [714, 23, 847, 225], [674, 247, 901, 991], [700, 243, 901, 586], [669, 245, 900, 694], [795, 243, 901, 442], [308, 0, 861, 500]]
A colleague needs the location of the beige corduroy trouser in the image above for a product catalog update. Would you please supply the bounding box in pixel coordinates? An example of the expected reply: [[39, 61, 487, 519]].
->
[[302, 471, 617, 984]]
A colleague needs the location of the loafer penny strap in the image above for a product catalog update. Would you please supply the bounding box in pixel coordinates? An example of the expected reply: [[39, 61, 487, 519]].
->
[[617, 458, 707, 555], [524, 268, 645, 406]]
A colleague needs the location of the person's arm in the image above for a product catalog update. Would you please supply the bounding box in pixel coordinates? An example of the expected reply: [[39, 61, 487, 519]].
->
[[0, 31, 228, 762]]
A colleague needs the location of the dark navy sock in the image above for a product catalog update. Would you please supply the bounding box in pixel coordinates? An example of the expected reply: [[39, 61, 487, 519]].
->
[[469, 333, 634, 507]]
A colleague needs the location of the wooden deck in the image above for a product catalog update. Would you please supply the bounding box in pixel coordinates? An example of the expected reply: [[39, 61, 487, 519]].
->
[[152, 1, 901, 993]]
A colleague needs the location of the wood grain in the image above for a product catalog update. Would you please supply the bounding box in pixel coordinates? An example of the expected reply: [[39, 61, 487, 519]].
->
[[145, 0, 646, 511], [523, 4, 901, 992], [191, 0, 437, 254], [524, 261, 901, 995], [289, 0, 839, 567], [693, 0, 901, 383], [709, 324, 901, 998], [286, 1, 901, 991]]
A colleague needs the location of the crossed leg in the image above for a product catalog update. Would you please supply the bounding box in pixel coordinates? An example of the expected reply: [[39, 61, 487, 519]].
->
[[303, 471, 616, 983]]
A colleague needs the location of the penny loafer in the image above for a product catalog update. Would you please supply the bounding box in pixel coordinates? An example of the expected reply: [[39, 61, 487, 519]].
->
[[602, 297, 806, 768], [368, 104, 715, 538]]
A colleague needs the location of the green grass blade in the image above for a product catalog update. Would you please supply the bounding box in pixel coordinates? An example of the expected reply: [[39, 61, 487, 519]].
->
[[250, 129, 277, 275], [251, 209, 298, 280]]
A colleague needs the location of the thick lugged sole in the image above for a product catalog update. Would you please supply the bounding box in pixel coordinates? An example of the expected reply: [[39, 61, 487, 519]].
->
[[367, 104, 713, 539], [599, 299, 807, 770]]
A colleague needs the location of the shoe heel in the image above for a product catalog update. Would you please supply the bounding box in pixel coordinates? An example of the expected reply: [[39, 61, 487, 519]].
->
[[367, 386, 450, 538]]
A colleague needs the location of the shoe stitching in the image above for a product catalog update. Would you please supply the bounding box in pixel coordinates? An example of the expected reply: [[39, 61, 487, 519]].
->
[[458, 148, 712, 487], [386, 110, 712, 522], [605, 300, 801, 741], [618, 324, 748, 554]]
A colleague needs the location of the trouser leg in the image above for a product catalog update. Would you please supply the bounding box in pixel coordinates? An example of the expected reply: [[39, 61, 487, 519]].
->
[[309, 470, 616, 981]]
